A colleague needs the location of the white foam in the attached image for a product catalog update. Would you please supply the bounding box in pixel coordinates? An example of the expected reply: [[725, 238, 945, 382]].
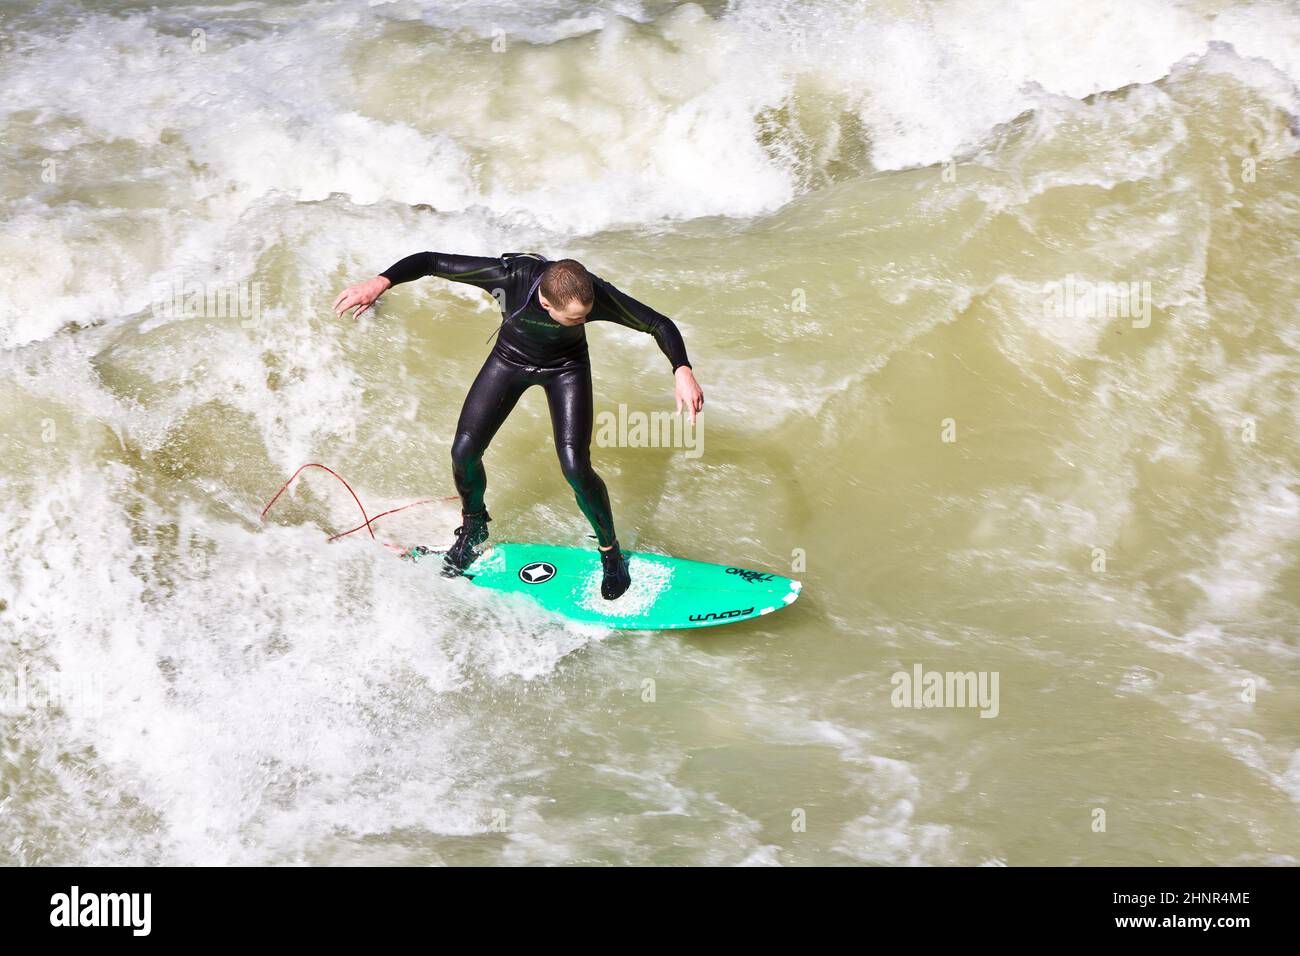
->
[[1186, 481, 1300, 619], [575, 554, 673, 617], [5, 0, 1300, 350], [0, 462, 595, 863]]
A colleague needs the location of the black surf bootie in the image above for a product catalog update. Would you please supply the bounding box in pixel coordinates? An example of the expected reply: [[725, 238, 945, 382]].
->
[[600, 541, 631, 600], [442, 510, 491, 577]]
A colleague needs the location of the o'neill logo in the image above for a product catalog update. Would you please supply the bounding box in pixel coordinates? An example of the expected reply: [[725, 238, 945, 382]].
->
[[725, 567, 774, 584], [50, 886, 151, 936], [689, 607, 754, 622], [519, 561, 556, 584]]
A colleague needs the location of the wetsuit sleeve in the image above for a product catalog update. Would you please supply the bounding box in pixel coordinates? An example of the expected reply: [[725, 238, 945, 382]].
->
[[588, 274, 692, 372], [379, 252, 512, 290]]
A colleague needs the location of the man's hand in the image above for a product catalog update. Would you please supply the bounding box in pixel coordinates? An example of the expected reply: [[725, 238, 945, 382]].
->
[[333, 276, 392, 320], [674, 366, 703, 425]]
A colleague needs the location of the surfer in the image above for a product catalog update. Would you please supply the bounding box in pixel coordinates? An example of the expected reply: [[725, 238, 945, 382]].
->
[[333, 253, 703, 600]]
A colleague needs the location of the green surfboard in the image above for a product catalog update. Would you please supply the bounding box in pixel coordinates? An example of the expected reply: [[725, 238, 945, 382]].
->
[[417, 543, 801, 631]]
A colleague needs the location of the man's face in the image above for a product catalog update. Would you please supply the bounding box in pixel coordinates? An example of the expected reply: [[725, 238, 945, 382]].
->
[[539, 293, 592, 327]]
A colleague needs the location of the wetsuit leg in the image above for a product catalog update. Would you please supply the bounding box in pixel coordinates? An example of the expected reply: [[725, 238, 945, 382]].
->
[[452, 352, 532, 513], [543, 362, 617, 548]]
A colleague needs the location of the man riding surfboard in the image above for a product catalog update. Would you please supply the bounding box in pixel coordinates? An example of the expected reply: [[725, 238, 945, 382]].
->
[[334, 253, 703, 599]]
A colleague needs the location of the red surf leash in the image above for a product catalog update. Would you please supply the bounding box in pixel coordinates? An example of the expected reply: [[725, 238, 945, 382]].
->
[[261, 462, 457, 545]]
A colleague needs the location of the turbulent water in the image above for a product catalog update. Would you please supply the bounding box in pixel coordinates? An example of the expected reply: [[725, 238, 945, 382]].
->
[[2, 0, 1299, 865]]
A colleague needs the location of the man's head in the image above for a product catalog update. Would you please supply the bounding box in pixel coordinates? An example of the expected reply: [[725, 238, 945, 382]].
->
[[539, 259, 594, 326]]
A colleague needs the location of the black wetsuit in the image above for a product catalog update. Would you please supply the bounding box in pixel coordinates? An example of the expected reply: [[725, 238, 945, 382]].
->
[[379, 252, 692, 548]]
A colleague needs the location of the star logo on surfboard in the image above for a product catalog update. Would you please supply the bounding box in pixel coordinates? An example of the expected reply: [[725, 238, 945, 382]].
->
[[519, 561, 557, 584]]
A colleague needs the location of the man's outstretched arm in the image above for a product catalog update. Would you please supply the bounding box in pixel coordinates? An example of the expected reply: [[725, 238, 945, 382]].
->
[[333, 253, 512, 319], [379, 252, 513, 290], [589, 274, 703, 423], [589, 275, 692, 371]]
